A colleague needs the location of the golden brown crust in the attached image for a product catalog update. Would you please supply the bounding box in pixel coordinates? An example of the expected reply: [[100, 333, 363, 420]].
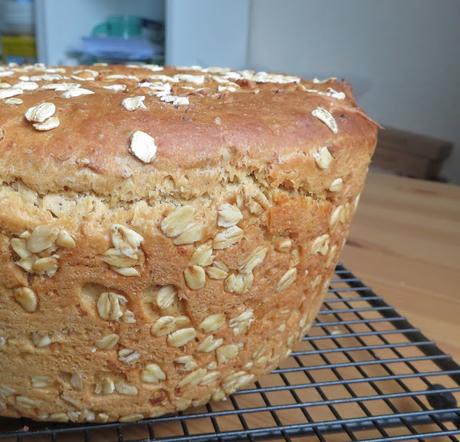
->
[[0, 64, 377, 422]]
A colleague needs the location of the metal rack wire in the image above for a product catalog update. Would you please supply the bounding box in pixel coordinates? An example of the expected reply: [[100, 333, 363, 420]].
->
[[1, 263, 459, 441]]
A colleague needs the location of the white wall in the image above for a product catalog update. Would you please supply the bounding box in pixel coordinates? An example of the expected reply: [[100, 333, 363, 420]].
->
[[35, 0, 165, 65], [166, 0, 250, 68], [249, 0, 460, 183]]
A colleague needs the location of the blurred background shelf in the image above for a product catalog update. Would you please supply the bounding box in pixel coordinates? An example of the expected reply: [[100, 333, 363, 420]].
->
[[0, 0, 250, 67], [34, 0, 166, 65]]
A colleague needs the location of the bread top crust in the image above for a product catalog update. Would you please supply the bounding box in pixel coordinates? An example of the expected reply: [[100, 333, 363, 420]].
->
[[0, 64, 378, 202]]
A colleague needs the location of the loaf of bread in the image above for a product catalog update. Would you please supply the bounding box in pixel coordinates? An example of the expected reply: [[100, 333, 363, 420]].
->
[[0, 64, 377, 423]]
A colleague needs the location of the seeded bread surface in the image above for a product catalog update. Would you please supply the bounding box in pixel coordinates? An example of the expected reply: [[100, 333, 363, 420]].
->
[[0, 64, 377, 423]]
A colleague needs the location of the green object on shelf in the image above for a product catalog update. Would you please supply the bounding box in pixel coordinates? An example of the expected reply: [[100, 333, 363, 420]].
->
[[91, 16, 143, 39]]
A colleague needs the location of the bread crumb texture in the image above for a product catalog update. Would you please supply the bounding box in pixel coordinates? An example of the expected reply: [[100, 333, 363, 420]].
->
[[0, 63, 377, 422]]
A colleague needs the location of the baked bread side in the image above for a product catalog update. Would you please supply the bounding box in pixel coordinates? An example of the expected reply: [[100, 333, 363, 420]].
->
[[0, 64, 377, 422]]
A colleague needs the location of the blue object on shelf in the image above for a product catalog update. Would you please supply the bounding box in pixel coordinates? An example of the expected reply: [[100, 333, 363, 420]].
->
[[77, 37, 161, 61]]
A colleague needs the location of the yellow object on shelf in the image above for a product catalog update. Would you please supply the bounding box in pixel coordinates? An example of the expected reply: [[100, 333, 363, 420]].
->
[[1, 35, 37, 63]]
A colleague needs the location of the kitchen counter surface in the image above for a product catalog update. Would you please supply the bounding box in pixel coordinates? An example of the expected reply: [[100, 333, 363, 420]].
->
[[343, 172, 460, 361]]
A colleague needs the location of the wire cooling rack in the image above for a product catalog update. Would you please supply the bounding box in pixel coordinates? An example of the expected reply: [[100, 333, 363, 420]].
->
[[1, 263, 459, 441]]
